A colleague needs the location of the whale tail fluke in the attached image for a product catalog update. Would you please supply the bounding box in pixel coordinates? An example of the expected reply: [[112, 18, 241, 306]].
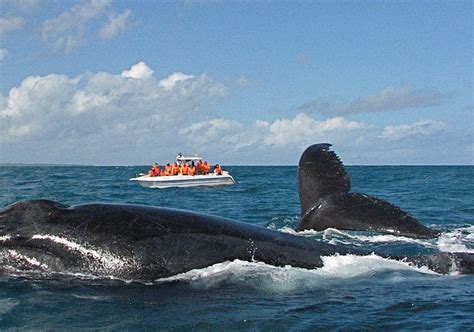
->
[[297, 143, 350, 215], [297, 143, 439, 239]]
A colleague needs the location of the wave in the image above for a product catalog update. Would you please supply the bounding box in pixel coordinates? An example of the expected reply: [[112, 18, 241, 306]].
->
[[278, 225, 474, 253], [155, 254, 440, 292]]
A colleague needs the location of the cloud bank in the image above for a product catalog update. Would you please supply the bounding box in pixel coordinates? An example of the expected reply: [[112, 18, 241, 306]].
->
[[0, 62, 452, 164]]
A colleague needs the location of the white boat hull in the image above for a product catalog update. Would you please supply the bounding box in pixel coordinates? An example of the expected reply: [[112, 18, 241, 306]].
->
[[130, 171, 235, 189]]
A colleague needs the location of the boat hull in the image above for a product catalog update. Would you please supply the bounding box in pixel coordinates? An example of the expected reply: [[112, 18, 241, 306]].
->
[[130, 172, 235, 189]]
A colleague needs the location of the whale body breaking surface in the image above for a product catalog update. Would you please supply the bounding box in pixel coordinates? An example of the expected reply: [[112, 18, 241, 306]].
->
[[1, 199, 473, 280], [1, 143, 473, 280]]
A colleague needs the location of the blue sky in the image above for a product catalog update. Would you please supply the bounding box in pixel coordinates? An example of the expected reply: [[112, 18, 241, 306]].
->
[[1, 0, 472, 165]]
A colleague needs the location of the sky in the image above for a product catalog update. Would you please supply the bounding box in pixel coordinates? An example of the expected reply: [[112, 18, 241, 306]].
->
[[0, 0, 472, 165]]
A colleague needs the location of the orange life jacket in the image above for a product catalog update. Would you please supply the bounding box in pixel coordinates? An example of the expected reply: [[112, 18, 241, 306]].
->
[[188, 166, 196, 176], [164, 165, 172, 176], [152, 165, 160, 176], [172, 164, 179, 175], [203, 163, 210, 174], [181, 164, 189, 175], [214, 165, 222, 175]]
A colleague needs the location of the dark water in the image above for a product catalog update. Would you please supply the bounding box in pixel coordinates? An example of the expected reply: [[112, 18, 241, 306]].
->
[[0, 166, 473, 330]]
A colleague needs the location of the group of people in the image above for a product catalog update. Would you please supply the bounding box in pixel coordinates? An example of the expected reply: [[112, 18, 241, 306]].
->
[[147, 160, 222, 177]]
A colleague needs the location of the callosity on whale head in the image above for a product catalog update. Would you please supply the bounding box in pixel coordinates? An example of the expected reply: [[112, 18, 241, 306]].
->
[[297, 143, 439, 239]]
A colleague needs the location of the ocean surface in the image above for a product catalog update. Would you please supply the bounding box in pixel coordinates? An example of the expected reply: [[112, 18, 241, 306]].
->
[[0, 165, 473, 330]]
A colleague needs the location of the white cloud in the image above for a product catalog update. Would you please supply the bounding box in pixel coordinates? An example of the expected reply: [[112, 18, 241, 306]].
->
[[381, 120, 447, 140], [0, 62, 227, 148], [299, 85, 448, 115], [0, 74, 79, 141], [99, 9, 131, 39], [40, 0, 132, 53], [0, 15, 25, 38], [0, 48, 7, 60], [0, 63, 457, 164], [41, 0, 111, 52], [260, 113, 365, 146], [121, 61, 154, 79], [159, 72, 194, 90]]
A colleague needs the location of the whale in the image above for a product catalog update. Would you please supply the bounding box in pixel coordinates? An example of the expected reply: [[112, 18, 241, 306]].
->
[[1, 200, 473, 280], [297, 143, 439, 239]]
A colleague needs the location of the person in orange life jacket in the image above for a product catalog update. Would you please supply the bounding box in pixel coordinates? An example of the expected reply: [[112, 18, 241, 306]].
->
[[180, 162, 189, 175], [164, 163, 172, 176], [214, 164, 222, 175], [149, 163, 160, 177], [203, 161, 210, 175], [197, 160, 204, 175], [188, 162, 196, 176], [172, 162, 179, 175]]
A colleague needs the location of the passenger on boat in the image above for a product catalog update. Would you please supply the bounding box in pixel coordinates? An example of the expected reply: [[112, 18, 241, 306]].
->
[[172, 163, 179, 175], [164, 163, 172, 176], [180, 162, 189, 175], [197, 160, 204, 175], [203, 161, 210, 175], [189, 162, 196, 176], [214, 164, 222, 175], [148, 163, 161, 177]]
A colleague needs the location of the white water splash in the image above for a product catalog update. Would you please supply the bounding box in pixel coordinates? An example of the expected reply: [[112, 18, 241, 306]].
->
[[437, 226, 474, 253], [156, 254, 438, 292], [278, 225, 474, 253], [0, 235, 11, 241]]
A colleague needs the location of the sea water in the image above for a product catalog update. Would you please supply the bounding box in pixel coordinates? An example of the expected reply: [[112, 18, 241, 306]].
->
[[0, 166, 473, 330]]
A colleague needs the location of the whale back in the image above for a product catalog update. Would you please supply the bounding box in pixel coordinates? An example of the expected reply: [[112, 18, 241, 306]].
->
[[298, 143, 350, 216], [0, 200, 344, 279], [0, 200, 472, 277]]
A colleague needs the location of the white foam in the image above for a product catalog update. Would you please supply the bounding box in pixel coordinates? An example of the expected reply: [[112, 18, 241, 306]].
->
[[156, 254, 438, 292], [437, 226, 474, 253], [0, 235, 11, 241], [279, 226, 449, 249]]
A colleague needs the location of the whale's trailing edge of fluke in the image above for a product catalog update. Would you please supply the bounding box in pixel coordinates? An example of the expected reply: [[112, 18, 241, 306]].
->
[[297, 143, 439, 239]]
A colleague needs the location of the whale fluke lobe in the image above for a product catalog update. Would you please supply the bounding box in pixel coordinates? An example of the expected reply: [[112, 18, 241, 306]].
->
[[297, 144, 439, 239], [298, 143, 350, 216]]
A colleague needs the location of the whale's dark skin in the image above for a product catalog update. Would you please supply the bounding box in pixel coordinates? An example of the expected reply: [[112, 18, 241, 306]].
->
[[297, 143, 439, 239], [1, 200, 473, 280]]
